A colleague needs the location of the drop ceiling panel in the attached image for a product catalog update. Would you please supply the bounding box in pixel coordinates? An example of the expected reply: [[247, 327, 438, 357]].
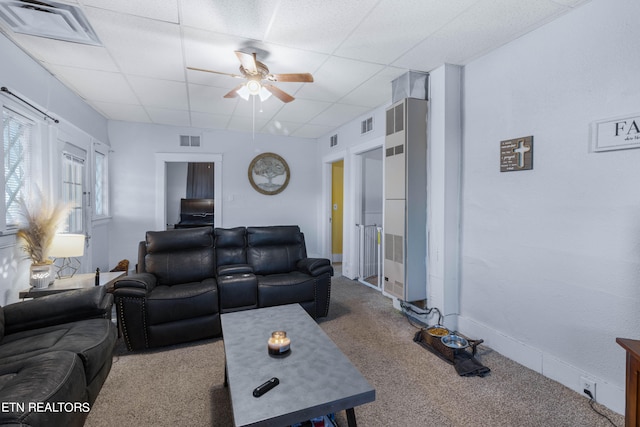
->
[[335, 0, 477, 64], [291, 123, 335, 139], [83, 0, 179, 23], [127, 76, 189, 110], [295, 57, 385, 103], [272, 99, 332, 124], [261, 120, 302, 137], [47, 65, 139, 104], [8, 33, 118, 71], [90, 101, 151, 123], [188, 84, 237, 114], [264, 0, 380, 53], [180, 0, 273, 41], [226, 115, 270, 133], [394, 0, 568, 69], [190, 111, 232, 129], [339, 66, 408, 108], [146, 107, 190, 126], [309, 103, 371, 127], [85, 8, 185, 80]]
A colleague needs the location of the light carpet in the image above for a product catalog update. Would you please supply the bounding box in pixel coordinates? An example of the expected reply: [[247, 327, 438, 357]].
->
[[85, 274, 624, 426]]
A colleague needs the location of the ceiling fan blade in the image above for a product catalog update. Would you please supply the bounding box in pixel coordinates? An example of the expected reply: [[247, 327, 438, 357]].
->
[[223, 84, 244, 98], [187, 66, 243, 79], [235, 51, 258, 75], [270, 73, 314, 83], [264, 84, 295, 103]]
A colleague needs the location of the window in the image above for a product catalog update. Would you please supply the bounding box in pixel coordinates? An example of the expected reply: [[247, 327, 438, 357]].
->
[[1, 106, 33, 231], [94, 145, 109, 218], [62, 153, 84, 233]]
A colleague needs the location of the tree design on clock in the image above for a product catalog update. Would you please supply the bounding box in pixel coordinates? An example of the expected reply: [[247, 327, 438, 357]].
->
[[248, 152, 290, 195]]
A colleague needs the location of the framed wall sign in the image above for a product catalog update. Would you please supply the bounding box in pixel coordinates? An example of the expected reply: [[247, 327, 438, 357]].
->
[[248, 152, 290, 195], [591, 113, 640, 152], [500, 136, 533, 172]]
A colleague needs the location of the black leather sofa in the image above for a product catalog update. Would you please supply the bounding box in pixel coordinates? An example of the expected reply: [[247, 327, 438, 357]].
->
[[114, 225, 333, 351], [0, 286, 117, 427]]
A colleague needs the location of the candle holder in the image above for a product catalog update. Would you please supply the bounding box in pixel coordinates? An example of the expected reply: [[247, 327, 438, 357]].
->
[[267, 331, 291, 356]]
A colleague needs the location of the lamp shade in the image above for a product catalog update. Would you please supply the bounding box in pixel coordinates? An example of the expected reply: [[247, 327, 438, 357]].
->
[[50, 234, 85, 257]]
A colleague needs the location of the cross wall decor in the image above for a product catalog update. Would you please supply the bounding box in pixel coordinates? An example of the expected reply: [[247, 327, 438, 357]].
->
[[500, 136, 533, 172]]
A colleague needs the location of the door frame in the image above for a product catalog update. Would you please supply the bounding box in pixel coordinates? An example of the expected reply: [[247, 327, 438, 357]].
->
[[155, 153, 223, 231]]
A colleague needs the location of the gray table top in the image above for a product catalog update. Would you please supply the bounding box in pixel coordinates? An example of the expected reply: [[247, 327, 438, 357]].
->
[[221, 304, 375, 427]]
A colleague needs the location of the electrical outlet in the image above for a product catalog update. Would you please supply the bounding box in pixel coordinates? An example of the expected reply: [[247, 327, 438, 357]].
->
[[581, 376, 596, 400]]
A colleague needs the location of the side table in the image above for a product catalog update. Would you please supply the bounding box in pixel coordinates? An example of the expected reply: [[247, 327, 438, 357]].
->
[[19, 271, 125, 299]]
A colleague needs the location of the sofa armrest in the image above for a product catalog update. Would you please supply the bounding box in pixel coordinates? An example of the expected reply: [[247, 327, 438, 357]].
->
[[4, 286, 113, 335], [113, 273, 157, 298], [296, 258, 334, 277], [217, 264, 253, 276]]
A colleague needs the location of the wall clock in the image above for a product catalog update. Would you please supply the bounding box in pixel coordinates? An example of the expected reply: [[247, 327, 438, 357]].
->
[[248, 152, 290, 195]]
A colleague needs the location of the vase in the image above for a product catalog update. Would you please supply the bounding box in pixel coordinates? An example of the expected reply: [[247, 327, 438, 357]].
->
[[29, 263, 54, 289]]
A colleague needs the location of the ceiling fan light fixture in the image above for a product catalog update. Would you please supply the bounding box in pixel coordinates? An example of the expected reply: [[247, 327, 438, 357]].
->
[[246, 80, 261, 95], [258, 86, 272, 102], [236, 85, 250, 101]]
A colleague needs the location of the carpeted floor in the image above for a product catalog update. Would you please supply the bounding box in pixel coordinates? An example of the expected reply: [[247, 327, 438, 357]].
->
[[85, 273, 624, 426]]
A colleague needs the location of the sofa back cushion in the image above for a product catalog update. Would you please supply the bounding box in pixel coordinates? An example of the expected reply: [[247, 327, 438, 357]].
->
[[0, 306, 4, 340], [145, 227, 215, 286], [214, 227, 247, 266], [246, 226, 307, 275]]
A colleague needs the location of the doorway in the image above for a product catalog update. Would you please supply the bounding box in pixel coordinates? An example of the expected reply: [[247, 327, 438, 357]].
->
[[355, 147, 383, 288], [331, 160, 344, 263], [155, 153, 222, 231]]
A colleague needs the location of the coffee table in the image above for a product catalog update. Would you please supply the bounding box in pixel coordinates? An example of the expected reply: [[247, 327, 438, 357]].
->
[[221, 304, 375, 427]]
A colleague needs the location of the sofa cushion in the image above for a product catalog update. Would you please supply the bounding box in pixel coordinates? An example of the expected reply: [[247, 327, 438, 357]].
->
[[214, 227, 247, 267], [0, 319, 116, 384], [257, 272, 316, 308], [0, 306, 4, 340], [145, 227, 215, 286], [146, 278, 218, 325], [0, 351, 88, 427], [246, 226, 306, 275]]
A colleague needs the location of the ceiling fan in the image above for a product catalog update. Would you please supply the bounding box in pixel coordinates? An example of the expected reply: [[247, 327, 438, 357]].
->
[[188, 51, 313, 103]]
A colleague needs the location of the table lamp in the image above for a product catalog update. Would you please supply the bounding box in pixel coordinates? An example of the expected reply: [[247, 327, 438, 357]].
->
[[50, 233, 85, 279]]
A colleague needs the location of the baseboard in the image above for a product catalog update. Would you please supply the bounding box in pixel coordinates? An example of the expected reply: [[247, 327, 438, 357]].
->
[[457, 316, 625, 415]]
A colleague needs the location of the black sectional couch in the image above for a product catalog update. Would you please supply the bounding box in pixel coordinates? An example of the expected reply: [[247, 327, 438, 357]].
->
[[0, 286, 117, 426], [114, 225, 333, 351]]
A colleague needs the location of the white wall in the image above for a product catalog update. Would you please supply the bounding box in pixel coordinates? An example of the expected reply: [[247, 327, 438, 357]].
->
[[107, 122, 323, 268], [0, 33, 109, 304], [458, 0, 639, 413]]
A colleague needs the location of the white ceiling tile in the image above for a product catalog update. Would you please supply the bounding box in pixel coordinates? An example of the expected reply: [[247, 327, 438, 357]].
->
[[291, 124, 335, 139], [85, 8, 185, 80], [226, 115, 270, 133], [309, 103, 371, 127], [190, 111, 232, 129], [146, 107, 191, 126], [394, 0, 567, 69], [47, 65, 140, 104], [273, 99, 332, 124], [180, 0, 273, 41], [82, 0, 179, 23], [265, 0, 380, 53], [90, 101, 151, 123], [295, 57, 385, 103], [128, 76, 189, 110], [188, 84, 238, 114], [335, 0, 477, 64], [9, 33, 118, 71], [261, 121, 303, 137], [340, 66, 408, 108]]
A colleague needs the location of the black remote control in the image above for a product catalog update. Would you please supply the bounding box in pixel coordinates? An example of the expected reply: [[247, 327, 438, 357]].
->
[[253, 377, 279, 397]]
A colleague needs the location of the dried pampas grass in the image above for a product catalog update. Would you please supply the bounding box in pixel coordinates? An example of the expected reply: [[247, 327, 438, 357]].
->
[[16, 189, 71, 264]]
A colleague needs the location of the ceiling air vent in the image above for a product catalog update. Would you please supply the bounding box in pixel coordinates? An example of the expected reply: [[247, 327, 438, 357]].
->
[[0, 0, 101, 45], [361, 117, 373, 135], [330, 134, 338, 147], [180, 135, 201, 147]]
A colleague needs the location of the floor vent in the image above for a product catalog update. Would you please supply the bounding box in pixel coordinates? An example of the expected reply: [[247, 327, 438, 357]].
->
[[0, 0, 101, 45]]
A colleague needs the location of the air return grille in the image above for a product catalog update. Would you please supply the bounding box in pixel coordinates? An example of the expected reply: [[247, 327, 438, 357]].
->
[[0, 0, 101, 45], [180, 135, 201, 147]]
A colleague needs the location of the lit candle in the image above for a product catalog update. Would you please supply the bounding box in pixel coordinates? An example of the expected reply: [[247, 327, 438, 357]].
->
[[268, 331, 291, 356]]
